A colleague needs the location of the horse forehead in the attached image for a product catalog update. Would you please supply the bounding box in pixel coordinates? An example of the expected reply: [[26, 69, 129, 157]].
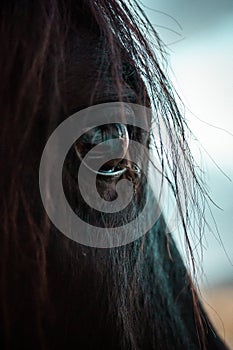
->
[[63, 34, 137, 111]]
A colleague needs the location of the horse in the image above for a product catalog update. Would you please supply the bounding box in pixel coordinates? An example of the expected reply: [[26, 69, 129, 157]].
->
[[0, 0, 229, 349]]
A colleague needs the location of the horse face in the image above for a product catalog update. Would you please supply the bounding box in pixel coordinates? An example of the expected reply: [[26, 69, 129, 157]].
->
[[47, 28, 152, 245]]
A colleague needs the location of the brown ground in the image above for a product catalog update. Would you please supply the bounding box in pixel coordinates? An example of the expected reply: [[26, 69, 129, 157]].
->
[[200, 284, 233, 349]]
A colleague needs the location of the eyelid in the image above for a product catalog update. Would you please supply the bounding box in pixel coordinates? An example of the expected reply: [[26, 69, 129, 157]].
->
[[81, 123, 128, 145]]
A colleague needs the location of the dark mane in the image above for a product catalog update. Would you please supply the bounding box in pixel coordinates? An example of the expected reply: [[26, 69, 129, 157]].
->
[[0, 1, 227, 349]]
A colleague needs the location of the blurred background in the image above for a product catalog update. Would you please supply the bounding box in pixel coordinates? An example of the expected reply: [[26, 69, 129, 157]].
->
[[140, 0, 233, 347]]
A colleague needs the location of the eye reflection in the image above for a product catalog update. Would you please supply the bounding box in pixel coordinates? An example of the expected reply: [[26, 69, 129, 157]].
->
[[75, 123, 129, 176]]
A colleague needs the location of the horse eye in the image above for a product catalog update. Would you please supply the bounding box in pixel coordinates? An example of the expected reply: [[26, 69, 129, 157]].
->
[[75, 123, 129, 174]]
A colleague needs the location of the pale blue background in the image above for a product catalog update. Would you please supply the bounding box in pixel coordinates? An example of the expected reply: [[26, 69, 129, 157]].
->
[[141, 0, 233, 287]]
